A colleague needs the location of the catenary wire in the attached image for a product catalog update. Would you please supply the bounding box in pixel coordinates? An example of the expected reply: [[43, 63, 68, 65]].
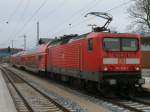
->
[[46, 0, 101, 37], [51, 0, 131, 37], [8, 0, 31, 44], [0, 0, 49, 47], [23, 0, 68, 36], [0, 0, 31, 47]]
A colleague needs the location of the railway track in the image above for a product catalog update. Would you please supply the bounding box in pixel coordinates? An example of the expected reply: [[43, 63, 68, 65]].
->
[[81, 89, 150, 112], [2, 66, 150, 112], [104, 98, 150, 112], [0, 67, 71, 112]]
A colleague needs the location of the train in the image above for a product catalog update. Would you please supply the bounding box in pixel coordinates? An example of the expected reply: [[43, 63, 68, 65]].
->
[[10, 12, 145, 95], [10, 32, 145, 94]]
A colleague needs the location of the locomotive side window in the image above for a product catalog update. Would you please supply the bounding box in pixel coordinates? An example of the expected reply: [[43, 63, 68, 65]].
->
[[88, 38, 93, 51], [104, 38, 120, 51]]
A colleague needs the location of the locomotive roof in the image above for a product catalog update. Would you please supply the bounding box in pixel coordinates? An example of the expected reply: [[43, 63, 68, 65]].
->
[[49, 32, 140, 46], [50, 33, 89, 45]]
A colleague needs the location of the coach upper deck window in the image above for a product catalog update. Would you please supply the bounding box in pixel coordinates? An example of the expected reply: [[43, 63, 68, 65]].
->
[[104, 38, 120, 51], [88, 38, 93, 51]]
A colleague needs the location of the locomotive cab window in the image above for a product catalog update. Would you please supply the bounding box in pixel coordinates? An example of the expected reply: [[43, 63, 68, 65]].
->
[[103, 38, 139, 51], [88, 38, 93, 51], [122, 38, 138, 51], [103, 38, 120, 51]]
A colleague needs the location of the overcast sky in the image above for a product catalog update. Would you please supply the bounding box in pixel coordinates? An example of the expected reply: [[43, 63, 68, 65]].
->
[[0, 0, 133, 49]]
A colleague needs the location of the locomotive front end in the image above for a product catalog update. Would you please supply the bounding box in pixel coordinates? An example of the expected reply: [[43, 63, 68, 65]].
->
[[101, 34, 145, 88]]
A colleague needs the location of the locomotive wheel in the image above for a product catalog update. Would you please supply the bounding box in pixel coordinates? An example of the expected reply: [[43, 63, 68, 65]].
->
[[68, 77, 85, 90], [69, 77, 77, 88], [39, 71, 45, 78], [118, 83, 136, 97], [98, 83, 118, 98], [84, 81, 98, 93], [76, 79, 86, 90]]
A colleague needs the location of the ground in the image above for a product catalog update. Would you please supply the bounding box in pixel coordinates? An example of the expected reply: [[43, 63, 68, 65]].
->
[[9, 66, 110, 112]]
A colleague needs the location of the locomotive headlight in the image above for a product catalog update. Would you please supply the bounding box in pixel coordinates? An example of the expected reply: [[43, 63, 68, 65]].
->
[[104, 67, 108, 71], [135, 67, 140, 71]]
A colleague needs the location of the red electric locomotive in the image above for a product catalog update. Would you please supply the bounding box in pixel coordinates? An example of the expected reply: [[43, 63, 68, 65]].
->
[[47, 32, 144, 93], [11, 12, 145, 94]]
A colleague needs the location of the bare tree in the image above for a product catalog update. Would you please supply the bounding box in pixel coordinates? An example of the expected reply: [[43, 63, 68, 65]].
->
[[128, 0, 150, 34]]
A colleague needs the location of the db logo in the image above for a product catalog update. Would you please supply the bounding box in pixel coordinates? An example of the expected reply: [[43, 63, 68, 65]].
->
[[118, 58, 126, 64]]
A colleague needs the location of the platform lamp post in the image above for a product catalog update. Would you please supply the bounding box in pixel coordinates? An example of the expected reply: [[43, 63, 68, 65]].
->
[[23, 35, 27, 50], [19, 34, 27, 50], [37, 21, 40, 46], [11, 40, 14, 50], [7, 46, 11, 63], [11, 39, 16, 55]]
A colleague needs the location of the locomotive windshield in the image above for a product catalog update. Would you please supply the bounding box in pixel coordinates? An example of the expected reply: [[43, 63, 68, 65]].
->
[[103, 38, 138, 51]]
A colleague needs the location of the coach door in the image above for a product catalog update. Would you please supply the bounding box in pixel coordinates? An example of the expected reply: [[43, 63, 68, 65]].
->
[[38, 53, 46, 72]]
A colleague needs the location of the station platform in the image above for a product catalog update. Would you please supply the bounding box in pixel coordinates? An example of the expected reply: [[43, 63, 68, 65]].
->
[[0, 70, 17, 112], [142, 69, 150, 89], [142, 69, 150, 77]]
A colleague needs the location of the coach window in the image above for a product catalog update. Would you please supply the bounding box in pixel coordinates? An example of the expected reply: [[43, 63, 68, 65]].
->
[[38, 55, 42, 61], [88, 38, 93, 51]]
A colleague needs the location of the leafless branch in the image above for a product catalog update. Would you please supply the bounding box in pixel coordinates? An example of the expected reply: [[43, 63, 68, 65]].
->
[[127, 0, 150, 33]]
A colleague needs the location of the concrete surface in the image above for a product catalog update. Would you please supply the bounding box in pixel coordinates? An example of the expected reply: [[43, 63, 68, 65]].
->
[[10, 67, 110, 112], [142, 69, 150, 89], [143, 77, 150, 89], [0, 71, 17, 112], [142, 69, 150, 77]]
